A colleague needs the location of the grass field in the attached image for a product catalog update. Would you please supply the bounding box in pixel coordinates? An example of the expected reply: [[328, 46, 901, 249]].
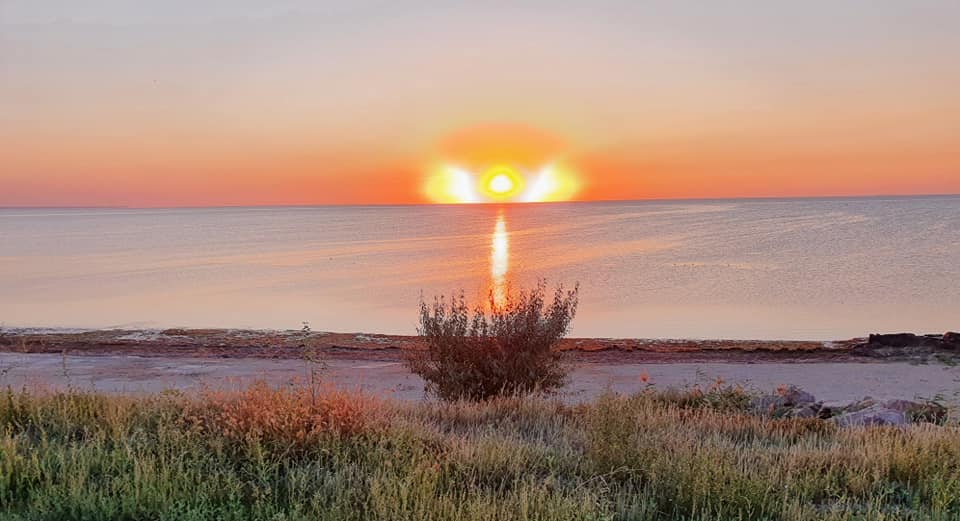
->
[[1, 382, 958, 520]]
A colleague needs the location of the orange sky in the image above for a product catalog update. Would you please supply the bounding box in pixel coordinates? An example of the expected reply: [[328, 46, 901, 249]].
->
[[2, 2, 959, 206]]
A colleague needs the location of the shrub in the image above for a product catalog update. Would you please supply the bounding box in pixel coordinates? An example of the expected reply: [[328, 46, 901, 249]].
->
[[407, 280, 579, 401]]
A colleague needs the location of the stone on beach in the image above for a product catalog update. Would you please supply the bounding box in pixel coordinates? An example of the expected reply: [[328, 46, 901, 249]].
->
[[879, 399, 948, 423], [749, 385, 815, 414], [866, 332, 960, 350], [943, 331, 960, 349], [868, 333, 938, 348], [780, 386, 816, 406], [750, 386, 947, 427], [832, 404, 908, 427], [828, 398, 946, 427]]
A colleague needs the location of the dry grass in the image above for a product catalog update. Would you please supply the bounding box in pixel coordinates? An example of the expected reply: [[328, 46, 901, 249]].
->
[[0, 383, 958, 520], [180, 382, 384, 452]]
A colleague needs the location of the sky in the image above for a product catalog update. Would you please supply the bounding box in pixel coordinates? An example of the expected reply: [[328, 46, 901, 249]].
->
[[2, 0, 959, 206]]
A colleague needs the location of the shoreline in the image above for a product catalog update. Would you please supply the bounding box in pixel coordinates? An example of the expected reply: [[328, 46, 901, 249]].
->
[[2, 327, 850, 363], [1, 327, 955, 364]]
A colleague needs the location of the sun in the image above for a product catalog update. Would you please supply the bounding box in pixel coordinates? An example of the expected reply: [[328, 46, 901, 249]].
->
[[479, 165, 524, 200], [488, 173, 514, 194]]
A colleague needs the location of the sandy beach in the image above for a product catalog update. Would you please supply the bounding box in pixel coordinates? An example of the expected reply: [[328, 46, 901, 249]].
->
[[2, 328, 957, 405], [2, 352, 959, 405]]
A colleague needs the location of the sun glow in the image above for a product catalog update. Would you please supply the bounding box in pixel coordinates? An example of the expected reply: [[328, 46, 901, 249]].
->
[[423, 163, 581, 204], [421, 124, 582, 204]]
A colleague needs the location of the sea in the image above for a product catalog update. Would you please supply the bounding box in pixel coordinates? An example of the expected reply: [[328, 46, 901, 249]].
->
[[2, 196, 958, 340]]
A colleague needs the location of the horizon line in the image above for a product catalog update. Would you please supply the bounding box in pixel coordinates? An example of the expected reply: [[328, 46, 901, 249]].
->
[[1, 192, 958, 211]]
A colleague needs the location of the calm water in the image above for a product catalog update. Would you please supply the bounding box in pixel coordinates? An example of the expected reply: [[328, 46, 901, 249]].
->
[[1, 197, 958, 340]]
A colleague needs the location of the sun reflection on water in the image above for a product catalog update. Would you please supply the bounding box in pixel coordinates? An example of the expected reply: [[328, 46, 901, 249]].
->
[[491, 211, 508, 305]]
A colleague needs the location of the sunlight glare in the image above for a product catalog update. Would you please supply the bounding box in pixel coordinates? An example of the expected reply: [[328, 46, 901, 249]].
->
[[491, 211, 508, 305], [520, 164, 580, 203]]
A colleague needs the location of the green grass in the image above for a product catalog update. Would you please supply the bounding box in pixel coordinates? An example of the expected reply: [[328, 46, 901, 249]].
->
[[0, 384, 958, 520]]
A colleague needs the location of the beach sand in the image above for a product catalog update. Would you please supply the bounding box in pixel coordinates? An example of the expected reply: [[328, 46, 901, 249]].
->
[[2, 328, 957, 405], [1, 351, 957, 406]]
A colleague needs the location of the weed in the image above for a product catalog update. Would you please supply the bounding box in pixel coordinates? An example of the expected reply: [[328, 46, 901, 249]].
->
[[407, 280, 579, 401]]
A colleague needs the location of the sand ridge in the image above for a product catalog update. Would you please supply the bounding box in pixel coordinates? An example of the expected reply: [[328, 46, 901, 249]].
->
[[0, 327, 858, 363]]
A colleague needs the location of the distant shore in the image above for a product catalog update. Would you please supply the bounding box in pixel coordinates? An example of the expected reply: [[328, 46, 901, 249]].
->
[[2, 327, 955, 364]]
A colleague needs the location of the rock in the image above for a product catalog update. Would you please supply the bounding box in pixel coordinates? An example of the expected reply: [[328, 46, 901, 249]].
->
[[817, 400, 855, 419], [829, 398, 947, 427], [750, 386, 819, 416], [853, 333, 959, 359], [750, 395, 786, 414], [880, 399, 947, 424], [789, 404, 820, 419], [848, 397, 876, 412], [780, 386, 816, 406], [751, 389, 947, 425], [868, 333, 940, 348], [751, 386, 815, 416], [943, 332, 960, 349], [832, 404, 908, 427], [881, 399, 922, 413], [867, 333, 915, 347]]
